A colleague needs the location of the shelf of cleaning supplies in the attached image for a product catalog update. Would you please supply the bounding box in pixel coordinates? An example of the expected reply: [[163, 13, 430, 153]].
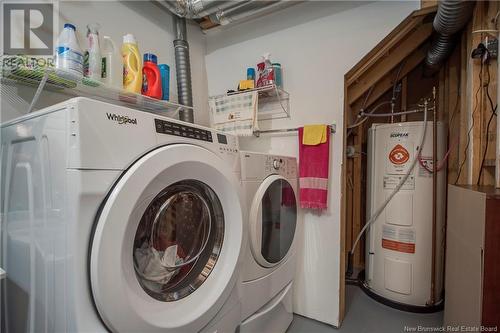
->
[[0, 58, 190, 117], [226, 84, 290, 120]]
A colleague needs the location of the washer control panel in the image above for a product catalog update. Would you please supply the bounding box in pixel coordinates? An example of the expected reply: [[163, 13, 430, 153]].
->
[[155, 119, 213, 142]]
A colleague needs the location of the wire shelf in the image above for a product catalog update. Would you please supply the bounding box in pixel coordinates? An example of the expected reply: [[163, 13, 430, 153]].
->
[[217, 84, 290, 120], [0, 56, 191, 118]]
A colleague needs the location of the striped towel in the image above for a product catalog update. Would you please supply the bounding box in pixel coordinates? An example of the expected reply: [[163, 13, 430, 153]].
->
[[298, 126, 330, 210], [209, 91, 258, 136]]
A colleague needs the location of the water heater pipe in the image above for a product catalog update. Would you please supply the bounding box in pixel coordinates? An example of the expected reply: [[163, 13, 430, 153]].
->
[[347, 100, 430, 276], [497, 31, 500, 188], [430, 88, 437, 305]]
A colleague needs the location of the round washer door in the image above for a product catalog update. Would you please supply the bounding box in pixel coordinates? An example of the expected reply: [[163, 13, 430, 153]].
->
[[249, 175, 297, 268], [90, 144, 244, 333]]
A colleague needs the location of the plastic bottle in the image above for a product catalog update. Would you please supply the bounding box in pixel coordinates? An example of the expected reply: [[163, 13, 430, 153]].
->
[[256, 53, 274, 87], [54, 23, 83, 80], [101, 36, 121, 88], [122, 34, 142, 93], [272, 63, 282, 88], [83, 23, 102, 81], [159, 64, 170, 101], [142, 53, 162, 99]]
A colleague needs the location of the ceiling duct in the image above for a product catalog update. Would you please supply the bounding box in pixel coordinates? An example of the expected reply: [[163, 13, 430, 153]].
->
[[162, 0, 245, 19], [160, 0, 298, 27], [425, 0, 474, 73]]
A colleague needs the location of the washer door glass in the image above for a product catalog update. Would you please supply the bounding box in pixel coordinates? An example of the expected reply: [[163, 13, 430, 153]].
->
[[260, 179, 297, 264], [133, 180, 224, 302]]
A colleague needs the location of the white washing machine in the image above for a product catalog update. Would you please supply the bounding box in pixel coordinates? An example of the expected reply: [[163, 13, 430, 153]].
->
[[239, 151, 298, 333], [0, 97, 246, 333]]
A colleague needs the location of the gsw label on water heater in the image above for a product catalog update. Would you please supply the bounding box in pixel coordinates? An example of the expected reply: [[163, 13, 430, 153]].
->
[[381, 224, 416, 254], [386, 142, 414, 175]]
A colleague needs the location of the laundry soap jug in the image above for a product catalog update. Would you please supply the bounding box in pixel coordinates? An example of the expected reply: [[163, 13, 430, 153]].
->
[[142, 53, 162, 99], [101, 36, 121, 88], [122, 34, 142, 93], [84, 24, 102, 81]]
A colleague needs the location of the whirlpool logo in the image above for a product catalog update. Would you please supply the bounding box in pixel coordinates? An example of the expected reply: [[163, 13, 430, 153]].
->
[[106, 113, 138, 125]]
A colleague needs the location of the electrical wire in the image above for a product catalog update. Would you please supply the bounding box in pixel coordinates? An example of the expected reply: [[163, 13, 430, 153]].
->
[[418, 134, 459, 173], [477, 64, 497, 184], [477, 107, 497, 184], [455, 63, 483, 184]]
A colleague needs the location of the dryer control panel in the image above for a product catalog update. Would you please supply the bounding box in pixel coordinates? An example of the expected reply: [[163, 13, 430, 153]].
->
[[264, 155, 297, 179], [240, 151, 297, 181]]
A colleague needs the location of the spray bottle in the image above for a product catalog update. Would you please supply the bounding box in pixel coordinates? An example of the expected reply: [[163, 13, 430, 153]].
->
[[84, 23, 102, 81]]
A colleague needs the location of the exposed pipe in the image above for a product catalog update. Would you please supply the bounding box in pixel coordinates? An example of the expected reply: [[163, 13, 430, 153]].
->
[[430, 87, 437, 305], [425, 0, 474, 73], [496, 29, 500, 188], [173, 16, 194, 123]]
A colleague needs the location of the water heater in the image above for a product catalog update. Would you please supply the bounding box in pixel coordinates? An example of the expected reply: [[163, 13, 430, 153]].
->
[[365, 121, 446, 307]]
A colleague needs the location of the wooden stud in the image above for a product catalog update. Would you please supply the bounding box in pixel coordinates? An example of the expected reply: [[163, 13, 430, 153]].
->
[[347, 23, 433, 104]]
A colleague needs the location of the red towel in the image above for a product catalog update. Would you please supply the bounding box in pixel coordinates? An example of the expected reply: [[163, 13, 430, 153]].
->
[[298, 127, 330, 209]]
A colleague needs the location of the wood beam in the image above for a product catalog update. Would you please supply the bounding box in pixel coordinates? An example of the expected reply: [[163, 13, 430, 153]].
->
[[349, 47, 427, 111], [346, 12, 429, 84], [347, 23, 433, 104]]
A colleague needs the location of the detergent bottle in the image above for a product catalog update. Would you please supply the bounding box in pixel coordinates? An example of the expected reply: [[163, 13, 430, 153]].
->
[[142, 53, 162, 99], [121, 34, 142, 93], [101, 36, 121, 88]]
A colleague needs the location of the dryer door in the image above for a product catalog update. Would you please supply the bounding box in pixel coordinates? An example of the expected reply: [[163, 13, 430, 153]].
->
[[90, 144, 244, 333], [249, 175, 297, 268]]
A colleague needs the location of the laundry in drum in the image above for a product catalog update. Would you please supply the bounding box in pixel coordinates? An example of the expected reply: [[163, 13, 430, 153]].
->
[[134, 243, 185, 290]]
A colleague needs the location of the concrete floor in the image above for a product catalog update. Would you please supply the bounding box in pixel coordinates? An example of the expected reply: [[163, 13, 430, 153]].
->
[[287, 285, 443, 333]]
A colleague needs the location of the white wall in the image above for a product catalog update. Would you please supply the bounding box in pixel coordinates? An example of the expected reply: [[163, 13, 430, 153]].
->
[[1, 1, 210, 125], [205, 1, 419, 326]]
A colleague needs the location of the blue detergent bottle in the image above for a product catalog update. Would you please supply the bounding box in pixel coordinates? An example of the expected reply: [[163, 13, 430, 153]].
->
[[159, 64, 170, 101]]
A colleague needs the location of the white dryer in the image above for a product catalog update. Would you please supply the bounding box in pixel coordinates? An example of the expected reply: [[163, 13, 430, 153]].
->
[[0, 97, 245, 333], [239, 151, 298, 333]]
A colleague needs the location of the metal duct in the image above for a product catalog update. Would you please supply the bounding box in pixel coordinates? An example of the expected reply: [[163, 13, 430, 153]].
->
[[161, 0, 246, 19], [425, 0, 474, 71], [160, 0, 297, 28], [173, 16, 194, 123], [209, 1, 290, 25]]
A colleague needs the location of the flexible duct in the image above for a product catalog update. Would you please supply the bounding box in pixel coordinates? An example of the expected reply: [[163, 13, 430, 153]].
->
[[173, 16, 194, 123], [161, 0, 246, 19], [425, 0, 474, 71], [160, 0, 298, 27], [209, 1, 293, 25]]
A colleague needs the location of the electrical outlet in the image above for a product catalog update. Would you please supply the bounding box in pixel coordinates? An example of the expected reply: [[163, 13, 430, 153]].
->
[[486, 37, 498, 59]]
